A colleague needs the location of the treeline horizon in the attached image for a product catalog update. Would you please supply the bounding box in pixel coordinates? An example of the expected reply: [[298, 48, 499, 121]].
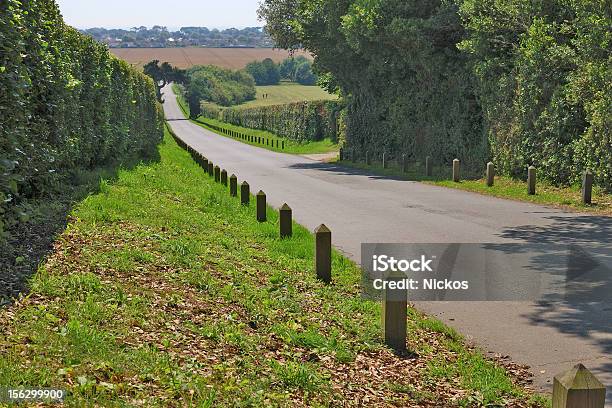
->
[[81, 26, 275, 48]]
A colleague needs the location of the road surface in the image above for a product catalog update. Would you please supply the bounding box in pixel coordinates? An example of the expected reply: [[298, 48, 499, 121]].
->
[[163, 85, 611, 402]]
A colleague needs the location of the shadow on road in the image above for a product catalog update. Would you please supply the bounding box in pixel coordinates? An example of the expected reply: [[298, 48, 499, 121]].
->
[[497, 215, 612, 384], [286, 161, 414, 182]]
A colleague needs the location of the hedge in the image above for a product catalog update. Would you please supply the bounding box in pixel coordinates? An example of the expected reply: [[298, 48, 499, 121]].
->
[[0, 0, 163, 238], [212, 101, 343, 143]]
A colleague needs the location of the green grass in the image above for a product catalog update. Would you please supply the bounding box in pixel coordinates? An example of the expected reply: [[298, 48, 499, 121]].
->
[[173, 83, 339, 155], [339, 157, 612, 216], [0, 128, 547, 407], [240, 82, 338, 108]]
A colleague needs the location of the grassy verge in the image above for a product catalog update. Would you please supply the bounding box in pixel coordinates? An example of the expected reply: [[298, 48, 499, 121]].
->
[[338, 158, 612, 216], [172, 83, 338, 155], [0, 128, 547, 407]]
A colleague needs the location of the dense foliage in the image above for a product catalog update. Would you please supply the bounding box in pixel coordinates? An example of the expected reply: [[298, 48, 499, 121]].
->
[[246, 58, 281, 85], [81, 26, 274, 48], [0, 0, 163, 239], [280, 56, 318, 85], [259, 0, 611, 189], [184, 65, 256, 116], [143, 60, 187, 101], [217, 101, 343, 142]]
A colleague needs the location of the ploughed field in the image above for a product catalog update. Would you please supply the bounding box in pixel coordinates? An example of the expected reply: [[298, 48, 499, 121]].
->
[[110, 47, 312, 69]]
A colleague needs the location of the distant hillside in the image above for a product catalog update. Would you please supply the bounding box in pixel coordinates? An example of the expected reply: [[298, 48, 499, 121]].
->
[[81, 26, 274, 48]]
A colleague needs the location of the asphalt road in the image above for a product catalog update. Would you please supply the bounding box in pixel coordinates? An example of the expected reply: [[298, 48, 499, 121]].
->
[[163, 85, 611, 402]]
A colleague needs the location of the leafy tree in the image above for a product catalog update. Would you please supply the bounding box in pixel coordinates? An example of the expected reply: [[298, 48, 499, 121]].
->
[[246, 58, 281, 85], [143, 60, 187, 102]]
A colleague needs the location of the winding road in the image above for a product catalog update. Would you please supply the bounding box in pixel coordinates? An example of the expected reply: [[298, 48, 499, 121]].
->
[[163, 84, 611, 402]]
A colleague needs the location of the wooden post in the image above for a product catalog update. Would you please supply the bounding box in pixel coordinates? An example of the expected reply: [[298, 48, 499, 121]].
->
[[256, 190, 266, 222], [401, 154, 407, 173], [366, 150, 371, 165], [582, 171, 593, 204], [214, 165, 220, 183], [552, 364, 605, 408], [383, 278, 407, 354], [382, 152, 387, 169], [282, 140, 285, 150], [528, 166, 536, 195], [486, 162, 495, 187], [208, 162, 214, 177], [240, 181, 250, 205], [202, 157, 208, 170], [221, 169, 228, 186], [339, 147, 344, 161], [453, 159, 460, 182], [351, 148, 356, 163], [425, 156, 432, 177], [279, 203, 292, 238], [314, 224, 331, 284], [230, 174, 237, 197]]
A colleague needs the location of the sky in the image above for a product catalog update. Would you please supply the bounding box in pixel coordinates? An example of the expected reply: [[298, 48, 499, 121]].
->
[[56, 0, 262, 29]]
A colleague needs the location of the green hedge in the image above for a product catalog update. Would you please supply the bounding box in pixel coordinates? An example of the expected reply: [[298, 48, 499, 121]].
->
[[215, 101, 343, 143], [0, 0, 163, 238]]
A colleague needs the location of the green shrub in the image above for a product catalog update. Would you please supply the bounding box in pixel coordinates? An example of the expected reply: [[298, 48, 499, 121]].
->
[[185, 65, 256, 109], [246, 58, 281, 85], [0, 0, 163, 239], [219, 101, 343, 142]]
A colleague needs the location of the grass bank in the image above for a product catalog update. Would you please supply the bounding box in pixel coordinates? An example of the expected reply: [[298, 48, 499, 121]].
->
[[338, 158, 612, 217], [0, 128, 546, 407], [173, 83, 338, 155]]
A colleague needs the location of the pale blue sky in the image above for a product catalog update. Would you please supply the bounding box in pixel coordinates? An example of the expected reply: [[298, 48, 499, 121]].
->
[[56, 0, 262, 29]]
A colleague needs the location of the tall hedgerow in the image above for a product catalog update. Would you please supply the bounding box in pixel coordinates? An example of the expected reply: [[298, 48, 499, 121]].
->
[[0, 0, 163, 238], [216, 101, 343, 142]]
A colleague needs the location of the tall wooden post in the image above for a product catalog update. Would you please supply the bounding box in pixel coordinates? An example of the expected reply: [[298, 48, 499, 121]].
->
[[453, 159, 460, 182], [256, 190, 266, 222], [383, 278, 407, 354], [425, 156, 432, 177], [528, 166, 536, 195], [279, 204, 292, 238], [229, 174, 237, 197], [486, 162, 495, 187], [552, 364, 605, 408], [314, 224, 331, 284], [241, 181, 249, 205], [582, 171, 593, 204], [382, 152, 387, 169], [401, 154, 407, 173]]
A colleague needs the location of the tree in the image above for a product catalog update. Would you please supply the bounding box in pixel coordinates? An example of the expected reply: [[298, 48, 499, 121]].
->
[[143, 60, 187, 102], [246, 58, 280, 85]]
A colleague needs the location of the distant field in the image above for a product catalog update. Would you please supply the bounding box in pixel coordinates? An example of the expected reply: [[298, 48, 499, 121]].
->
[[110, 47, 312, 69], [242, 82, 338, 108]]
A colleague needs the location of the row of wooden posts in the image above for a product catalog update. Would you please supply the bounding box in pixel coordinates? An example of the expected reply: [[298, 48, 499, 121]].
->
[[205, 122, 285, 150], [172, 130, 606, 407], [339, 149, 595, 204]]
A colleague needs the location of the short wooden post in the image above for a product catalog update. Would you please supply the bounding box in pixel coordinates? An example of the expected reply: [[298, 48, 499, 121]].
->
[[314, 224, 331, 284], [221, 169, 228, 186], [339, 147, 344, 161], [214, 165, 220, 182], [279, 203, 292, 238], [208, 162, 214, 177], [425, 156, 432, 177], [366, 151, 371, 165], [202, 157, 208, 170], [240, 181, 250, 205], [256, 190, 266, 222], [552, 363, 605, 408], [229, 174, 237, 197], [383, 279, 407, 354], [453, 158, 460, 182], [351, 148, 356, 163], [382, 152, 387, 169], [401, 154, 407, 173], [528, 166, 536, 195], [582, 171, 593, 204], [486, 162, 495, 187]]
